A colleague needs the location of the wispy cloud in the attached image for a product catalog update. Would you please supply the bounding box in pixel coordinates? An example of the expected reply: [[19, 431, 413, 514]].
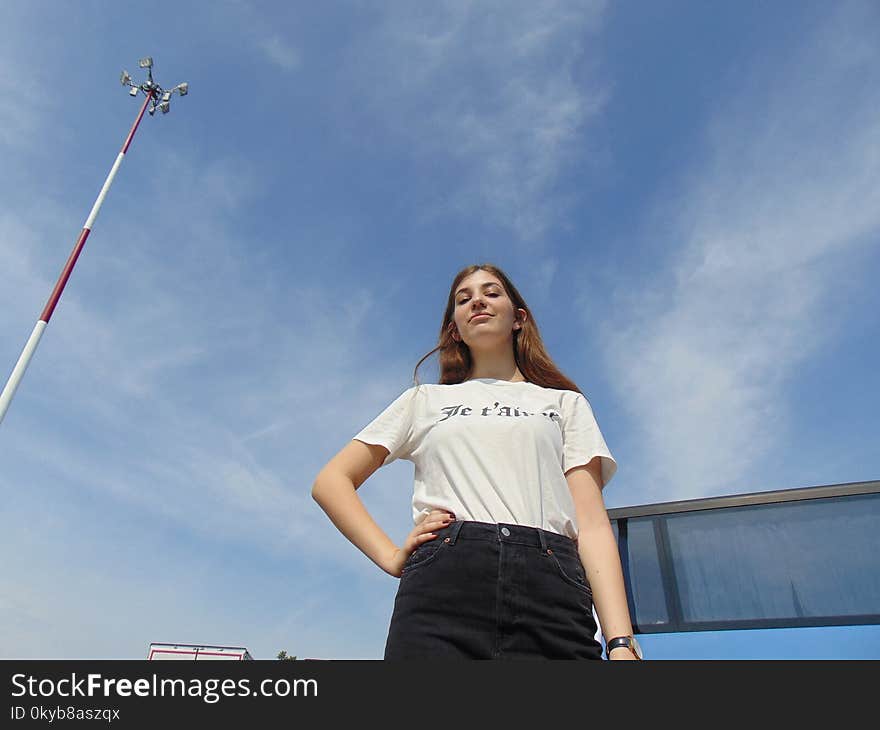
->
[[0, 5, 62, 153], [228, 1, 302, 73], [339, 0, 609, 242], [259, 35, 301, 72], [596, 2, 880, 503]]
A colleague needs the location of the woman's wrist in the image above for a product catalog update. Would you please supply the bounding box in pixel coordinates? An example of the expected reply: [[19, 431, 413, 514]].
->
[[377, 545, 400, 576], [607, 642, 642, 660]]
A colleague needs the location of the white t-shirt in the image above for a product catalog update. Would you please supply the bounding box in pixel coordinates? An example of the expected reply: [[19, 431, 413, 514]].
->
[[352, 378, 617, 540]]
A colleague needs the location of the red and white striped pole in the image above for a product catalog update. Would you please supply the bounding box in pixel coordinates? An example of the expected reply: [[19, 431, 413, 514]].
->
[[0, 90, 154, 426]]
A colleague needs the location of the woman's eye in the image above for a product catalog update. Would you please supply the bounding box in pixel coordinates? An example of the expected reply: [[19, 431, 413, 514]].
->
[[458, 292, 500, 304]]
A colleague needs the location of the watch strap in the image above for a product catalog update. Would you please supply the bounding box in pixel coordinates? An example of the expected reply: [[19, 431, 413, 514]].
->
[[605, 636, 639, 659]]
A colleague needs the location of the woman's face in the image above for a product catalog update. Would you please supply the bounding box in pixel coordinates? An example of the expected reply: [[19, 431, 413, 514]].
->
[[450, 270, 525, 346]]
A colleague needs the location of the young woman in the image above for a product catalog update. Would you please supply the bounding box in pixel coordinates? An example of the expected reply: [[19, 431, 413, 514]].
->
[[311, 263, 642, 660]]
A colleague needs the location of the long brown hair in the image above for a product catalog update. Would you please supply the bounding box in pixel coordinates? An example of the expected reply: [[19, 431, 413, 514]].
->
[[411, 263, 583, 394]]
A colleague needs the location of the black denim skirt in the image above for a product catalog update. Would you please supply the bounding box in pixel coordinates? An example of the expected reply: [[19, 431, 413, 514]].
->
[[383, 519, 604, 660]]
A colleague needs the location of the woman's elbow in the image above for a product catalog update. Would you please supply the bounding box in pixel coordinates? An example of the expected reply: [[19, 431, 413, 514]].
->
[[311, 467, 352, 503], [311, 471, 331, 502]]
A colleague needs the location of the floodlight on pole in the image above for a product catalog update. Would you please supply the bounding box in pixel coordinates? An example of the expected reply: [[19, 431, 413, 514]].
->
[[0, 57, 189, 427]]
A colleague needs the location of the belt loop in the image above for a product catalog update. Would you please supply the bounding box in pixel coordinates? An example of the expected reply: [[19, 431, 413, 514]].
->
[[447, 519, 465, 545], [537, 526, 548, 552]]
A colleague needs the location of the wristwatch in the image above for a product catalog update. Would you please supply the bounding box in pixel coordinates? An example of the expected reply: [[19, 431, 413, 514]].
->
[[605, 635, 643, 660]]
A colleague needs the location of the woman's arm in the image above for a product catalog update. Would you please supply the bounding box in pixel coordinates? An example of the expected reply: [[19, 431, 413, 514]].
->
[[565, 457, 640, 660], [312, 440, 400, 575], [312, 439, 453, 577]]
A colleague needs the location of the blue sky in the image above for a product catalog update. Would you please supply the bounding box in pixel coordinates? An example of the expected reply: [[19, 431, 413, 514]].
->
[[1, 0, 878, 659]]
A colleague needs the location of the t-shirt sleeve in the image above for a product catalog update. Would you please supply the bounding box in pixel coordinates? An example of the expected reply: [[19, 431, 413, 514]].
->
[[352, 386, 419, 466], [561, 392, 617, 489]]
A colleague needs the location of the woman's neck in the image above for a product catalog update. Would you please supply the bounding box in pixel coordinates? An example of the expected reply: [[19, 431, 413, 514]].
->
[[467, 356, 525, 382]]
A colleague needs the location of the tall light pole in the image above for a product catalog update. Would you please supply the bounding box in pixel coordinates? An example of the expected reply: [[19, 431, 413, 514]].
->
[[0, 57, 188, 426]]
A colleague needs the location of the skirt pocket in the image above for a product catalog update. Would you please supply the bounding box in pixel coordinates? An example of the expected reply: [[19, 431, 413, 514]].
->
[[548, 548, 593, 596], [401, 537, 450, 575]]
